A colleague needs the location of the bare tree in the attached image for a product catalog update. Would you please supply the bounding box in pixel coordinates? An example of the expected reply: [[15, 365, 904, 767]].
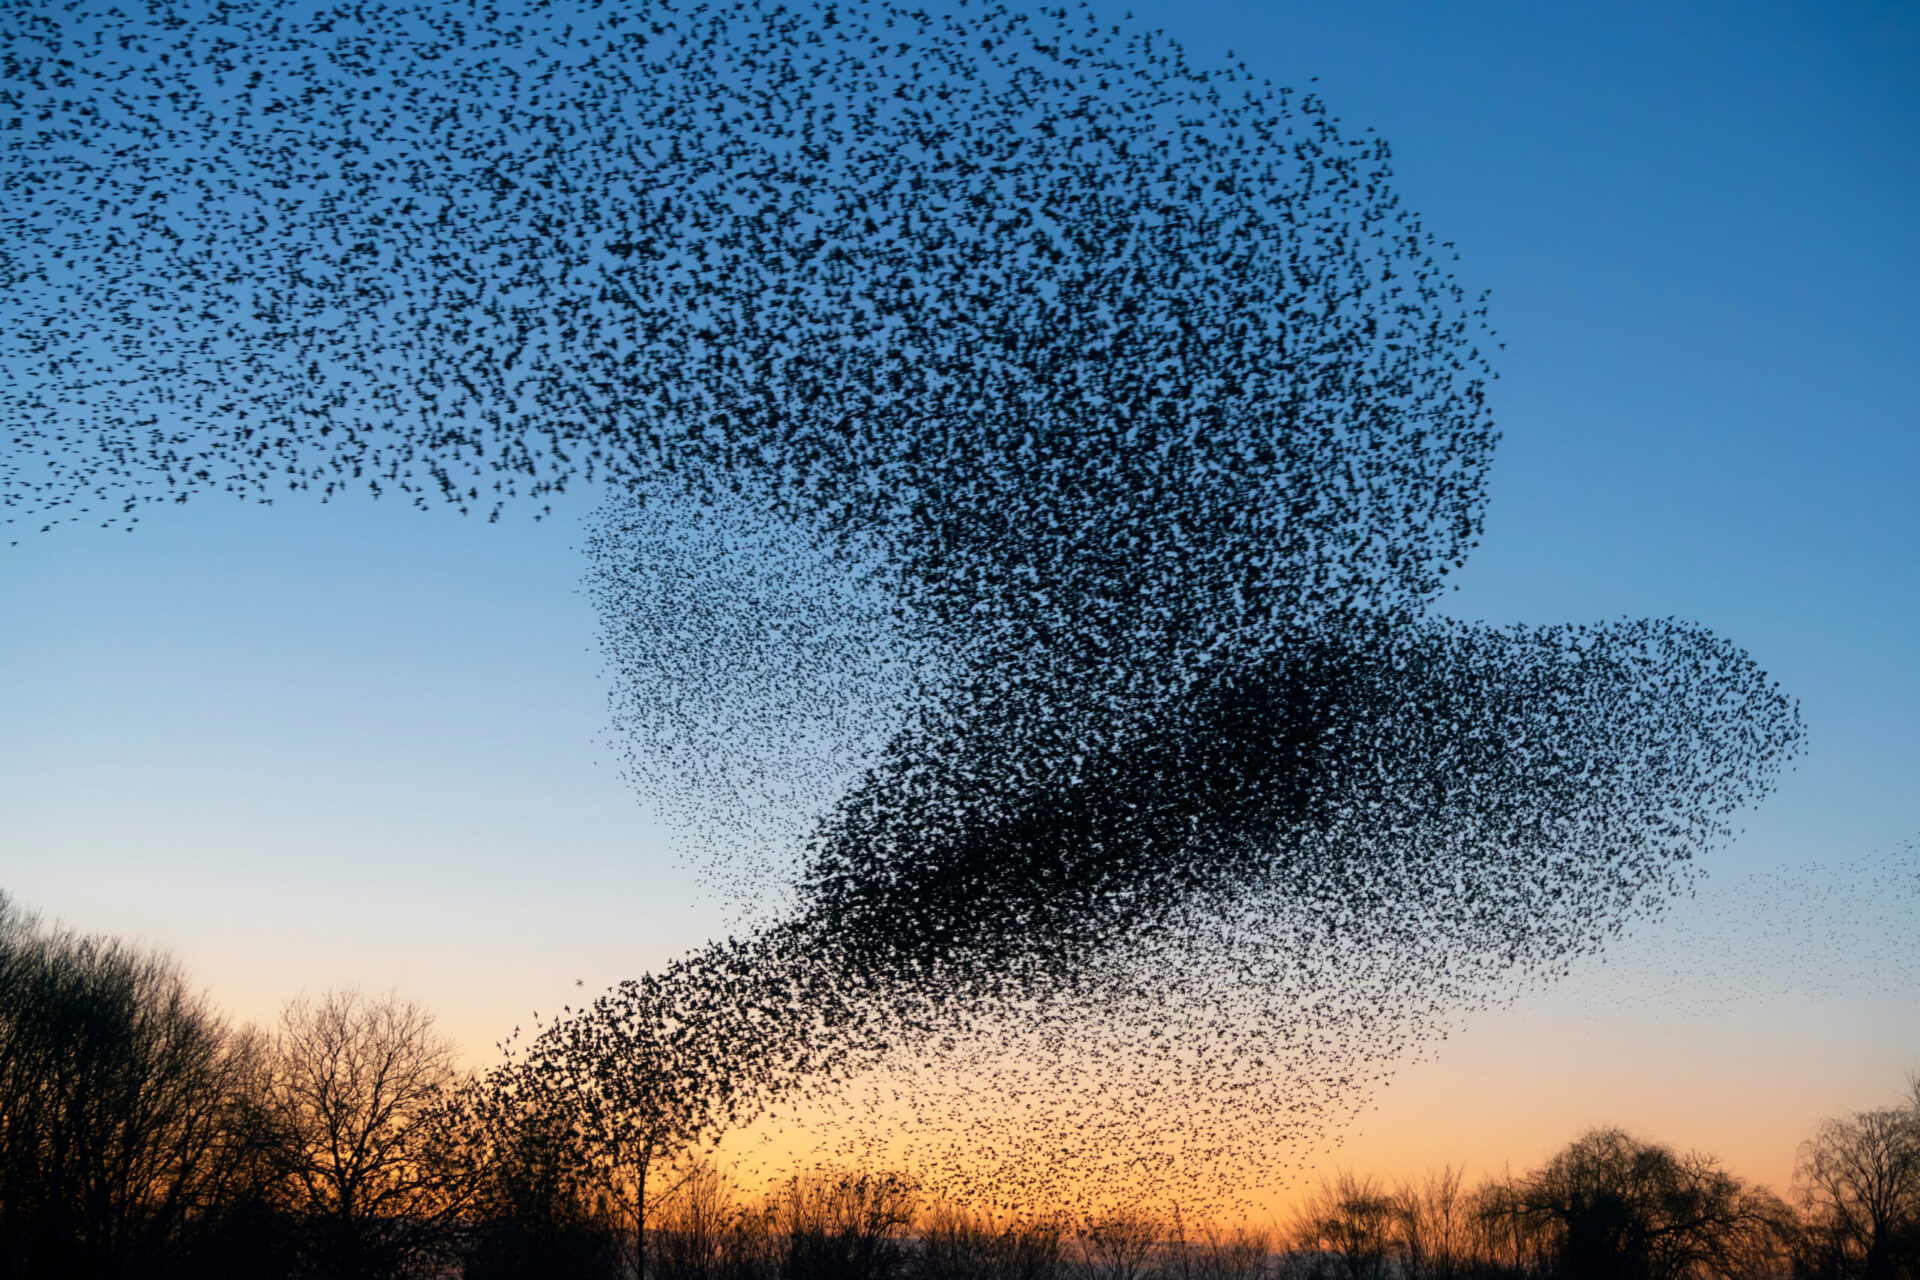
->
[[1075, 1205, 1163, 1280], [1163, 1205, 1273, 1280], [1291, 1173, 1396, 1280], [1794, 1095, 1920, 1280], [1394, 1165, 1471, 1280], [510, 973, 746, 1280], [454, 1064, 622, 1280], [1469, 1171, 1549, 1277], [269, 989, 466, 1280], [766, 1168, 918, 1280], [649, 1159, 766, 1280], [1193, 1223, 1276, 1280], [0, 893, 282, 1279], [917, 1203, 1066, 1280]]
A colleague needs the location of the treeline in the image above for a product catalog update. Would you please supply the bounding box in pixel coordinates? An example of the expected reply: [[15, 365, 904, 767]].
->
[[2, 894, 1917, 1280]]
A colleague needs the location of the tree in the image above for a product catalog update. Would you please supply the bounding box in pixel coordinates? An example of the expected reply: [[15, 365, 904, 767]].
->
[[917, 1203, 1067, 1280], [649, 1159, 768, 1280], [775, 1169, 918, 1280], [1291, 1173, 1397, 1280], [1487, 1128, 1788, 1280], [1794, 1091, 1920, 1280], [1394, 1165, 1472, 1280], [268, 989, 466, 1280], [510, 973, 743, 1280], [1164, 1206, 1273, 1280], [455, 1064, 621, 1280], [0, 893, 282, 1280], [1075, 1205, 1163, 1280]]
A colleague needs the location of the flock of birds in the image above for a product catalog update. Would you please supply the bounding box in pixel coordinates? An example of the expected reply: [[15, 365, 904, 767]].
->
[[4, 0, 1804, 1213]]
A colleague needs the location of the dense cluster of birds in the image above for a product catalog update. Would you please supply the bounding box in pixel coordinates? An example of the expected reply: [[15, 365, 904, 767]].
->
[[4, 0, 1802, 1212]]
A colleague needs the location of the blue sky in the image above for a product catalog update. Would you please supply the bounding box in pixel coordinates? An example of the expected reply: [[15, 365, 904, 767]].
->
[[2, 0, 1915, 1200]]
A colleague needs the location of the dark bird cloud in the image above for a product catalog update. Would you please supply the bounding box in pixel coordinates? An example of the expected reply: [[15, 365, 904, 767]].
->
[[2, 0, 1801, 1212]]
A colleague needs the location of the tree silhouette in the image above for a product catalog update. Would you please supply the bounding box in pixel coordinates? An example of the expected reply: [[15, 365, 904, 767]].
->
[[268, 989, 467, 1280], [1393, 1165, 1473, 1280], [1795, 1091, 1920, 1280], [454, 1070, 622, 1280], [0, 894, 283, 1280], [774, 1169, 919, 1280], [506, 975, 744, 1280], [1291, 1172, 1397, 1280], [1482, 1128, 1789, 1280]]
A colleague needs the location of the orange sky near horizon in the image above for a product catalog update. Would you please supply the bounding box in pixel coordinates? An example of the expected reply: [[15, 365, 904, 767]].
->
[[58, 860, 1903, 1224]]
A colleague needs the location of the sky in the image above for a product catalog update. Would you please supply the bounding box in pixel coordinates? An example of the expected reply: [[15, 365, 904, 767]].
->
[[3, 0, 1917, 1212]]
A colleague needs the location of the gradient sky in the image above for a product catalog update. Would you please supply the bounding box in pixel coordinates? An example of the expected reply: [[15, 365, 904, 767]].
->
[[3, 0, 1916, 1212]]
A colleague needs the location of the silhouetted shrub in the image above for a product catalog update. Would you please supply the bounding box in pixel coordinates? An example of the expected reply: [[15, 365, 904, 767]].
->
[[916, 1205, 1066, 1280], [772, 1169, 917, 1280]]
